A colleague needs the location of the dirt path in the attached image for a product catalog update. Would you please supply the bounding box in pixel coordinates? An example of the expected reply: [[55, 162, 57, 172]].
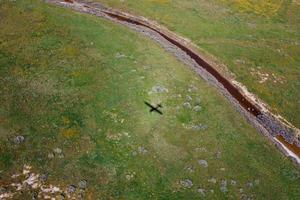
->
[[45, 0, 300, 165]]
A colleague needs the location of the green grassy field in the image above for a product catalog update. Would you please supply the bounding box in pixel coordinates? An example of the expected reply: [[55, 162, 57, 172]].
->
[[95, 0, 300, 129], [0, 0, 299, 199]]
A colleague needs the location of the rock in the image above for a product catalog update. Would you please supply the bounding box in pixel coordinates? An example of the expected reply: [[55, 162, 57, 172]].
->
[[132, 151, 137, 156], [14, 135, 25, 144], [254, 179, 260, 185], [246, 182, 253, 188], [193, 105, 202, 112], [138, 146, 148, 154], [220, 168, 226, 171], [150, 85, 168, 93], [53, 148, 62, 154], [208, 177, 217, 184], [220, 186, 228, 193], [215, 151, 221, 159], [198, 159, 208, 168], [48, 152, 55, 159], [78, 180, 87, 189], [186, 95, 192, 101], [191, 124, 208, 131], [197, 188, 205, 196], [239, 188, 244, 193], [185, 166, 195, 173], [230, 180, 237, 186], [210, 189, 214, 194], [39, 174, 48, 183], [58, 153, 65, 159], [182, 102, 191, 109], [221, 180, 227, 187], [67, 185, 76, 194], [115, 52, 126, 59], [180, 179, 193, 188]]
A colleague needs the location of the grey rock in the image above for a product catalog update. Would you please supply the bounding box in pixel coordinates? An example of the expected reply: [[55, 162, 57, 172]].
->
[[254, 179, 260, 185], [198, 159, 208, 168], [246, 182, 253, 188], [138, 146, 148, 154], [221, 179, 227, 187], [220, 186, 228, 193], [230, 180, 237, 186], [180, 179, 193, 188], [191, 124, 208, 131], [53, 148, 62, 154], [185, 166, 195, 173], [14, 135, 25, 144], [208, 177, 217, 184], [151, 85, 168, 93], [193, 105, 202, 112], [40, 174, 48, 183], [67, 185, 76, 194], [186, 95, 192, 101], [183, 102, 191, 109], [215, 151, 221, 159], [115, 52, 126, 58], [78, 180, 87, 189], [48, 152, 55, 159], [197, 188, 205, 197], [58, 153, 65, 159]]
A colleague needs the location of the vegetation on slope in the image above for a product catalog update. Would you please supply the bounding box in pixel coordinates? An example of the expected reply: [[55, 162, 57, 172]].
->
[[0, 0, 299, 199]]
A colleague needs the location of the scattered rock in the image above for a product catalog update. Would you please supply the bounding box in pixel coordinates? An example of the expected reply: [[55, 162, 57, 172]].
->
[[185, 166, 195, 173], [191, 124, 208, 131], [132, 151, 137, 156], [180, 179, 193, 188], [182, 102, 191, 109], [78, 180, 87, 190], [198, 160, 208, 168], [239, 188, 244, 193], [208, 177, 217, 184], [193, 105, 202, 112], [220, 168, 226, 171], [58, 153, 65, 159], [115, 52, 126, 59], [14, 135, 25, 144], [150, 85, 168, 93], [138, 146, 148, 154], [67, 185, 76, 194], [254, 179, 260, 185], [125, 172, 135, 181], [220, 180, 228, 193], [246, 182, 253, 188], [197, 188, 205, 196], [48, 153, 55, 159], [215, 151, 221, 159], [230, 180, 237, 186], [210, 189, 214, 194], [186, 95, 192, 101], [39, 174, 48, 183], [53, 148, 62, 154]]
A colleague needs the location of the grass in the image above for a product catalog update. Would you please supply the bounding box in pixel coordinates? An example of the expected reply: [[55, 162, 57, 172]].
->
[[0, 0, 299, 199], [94, 0, 300, 129]]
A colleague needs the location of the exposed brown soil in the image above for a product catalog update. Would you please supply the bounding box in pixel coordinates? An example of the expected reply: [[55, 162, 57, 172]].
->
[[277, 135, 300, 156]]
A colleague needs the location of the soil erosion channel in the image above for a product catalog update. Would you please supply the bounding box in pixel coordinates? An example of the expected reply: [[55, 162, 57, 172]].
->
[[48, 0, 300, 164]]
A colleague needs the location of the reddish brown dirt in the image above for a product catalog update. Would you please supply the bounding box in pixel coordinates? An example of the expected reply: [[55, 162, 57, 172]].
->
[[277, 135, 300, 157], [64, 0, 73, 3]]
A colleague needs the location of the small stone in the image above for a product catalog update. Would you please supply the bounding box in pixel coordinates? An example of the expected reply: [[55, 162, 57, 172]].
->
[[220, 168, 226, 171], [193, 105, 202, 112], [78, 180, 87, 189], [180, 179, 193, 188], [220, 186, 228, 193], [198, 159, 208, 168], [115, 52, 126, 58], [67, 185, 76, 194], [185, 166, 195, 173], [197, 188, 205, 196], [210, 189, 214, 194], [186, 95, 192, 101], [215, 151, 221, 159], [230, 180, 237, 186], [254, 179, 260, 185], [150, 85, 168, 93], [53, 148, 62, 154], [208, 177, 217, 184], [58, 153, 65, 159], [239, 188, 244, 193], [221, 179, 227, 187], [14, 135, 25, 144], [246, 182, 253, 188], [39, 174, 48, 183], [138, 146, 148, 154], [132, 151, 137, 156], [48, 152, 55, 159], [183, 102, 191, 109]]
